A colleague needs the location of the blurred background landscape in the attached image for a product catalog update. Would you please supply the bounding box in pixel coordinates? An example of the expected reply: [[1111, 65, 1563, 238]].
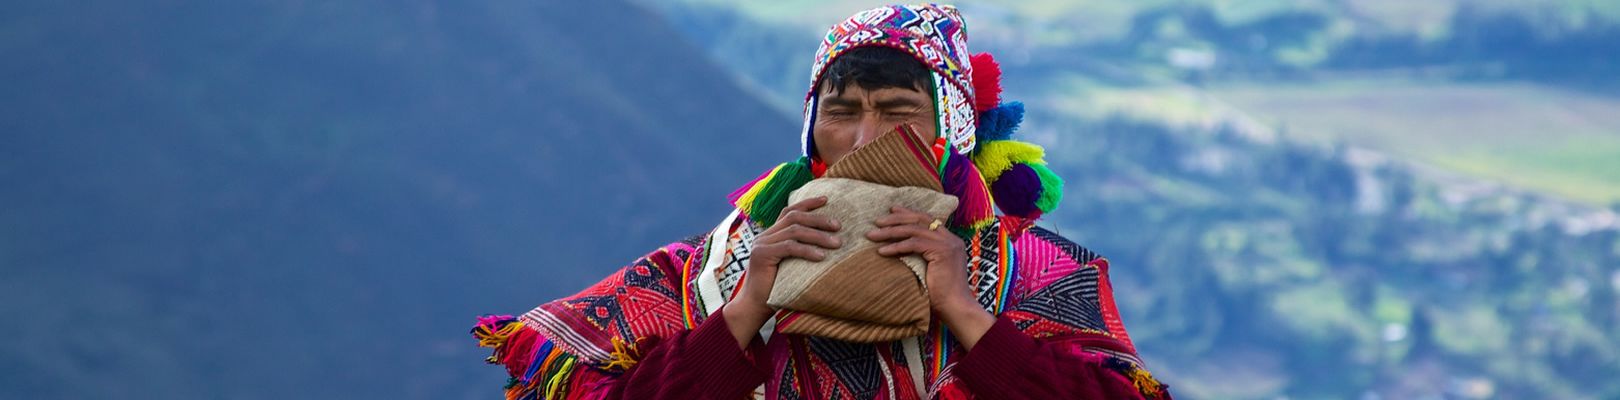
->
[[2, 1, 1616, 398]]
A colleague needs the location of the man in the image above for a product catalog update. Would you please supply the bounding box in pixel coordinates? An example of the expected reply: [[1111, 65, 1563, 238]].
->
[[471, 4, 1171, 399]]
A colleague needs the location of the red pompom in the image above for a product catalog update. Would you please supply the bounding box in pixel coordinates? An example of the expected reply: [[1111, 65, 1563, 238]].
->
[[970, 52, 1002, 112]]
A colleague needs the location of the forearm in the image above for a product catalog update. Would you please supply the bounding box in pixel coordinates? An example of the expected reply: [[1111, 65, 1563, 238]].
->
[[954, 316, 1166, 400], [602, 310, 772, 399]]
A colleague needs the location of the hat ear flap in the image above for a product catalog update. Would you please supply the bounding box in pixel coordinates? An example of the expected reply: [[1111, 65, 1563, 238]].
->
[[801, 92, 820, 157]]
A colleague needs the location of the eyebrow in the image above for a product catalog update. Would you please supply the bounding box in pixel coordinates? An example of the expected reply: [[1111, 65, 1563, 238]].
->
[[820, 96, 863, 108], [819, 96, 928, 110], [875, 98, 927, 110]]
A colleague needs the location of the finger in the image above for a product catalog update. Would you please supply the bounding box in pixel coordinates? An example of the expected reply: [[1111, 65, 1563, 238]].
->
[[780, 224, 842, 249], [781, 196, 829, 214], [874, 207, 934, 227], [761, 241, 828, 262], [761, 196, 835, 238], [876, 237, 926, 257], [762, 197, 835, 237], [866, 224, 935, 243], [777, 208, 841, 232]]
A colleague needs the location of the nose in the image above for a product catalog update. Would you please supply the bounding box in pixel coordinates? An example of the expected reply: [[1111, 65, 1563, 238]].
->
[[853, 113, 887, 148]]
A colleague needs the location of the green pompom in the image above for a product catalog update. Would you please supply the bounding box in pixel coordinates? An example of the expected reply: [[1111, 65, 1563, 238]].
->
[[747, 158, 814, 227], [1027, 163, 1064, 213]]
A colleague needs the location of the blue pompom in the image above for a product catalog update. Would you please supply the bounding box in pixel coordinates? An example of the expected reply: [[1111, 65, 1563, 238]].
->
[[975, 101, 1024, 142]]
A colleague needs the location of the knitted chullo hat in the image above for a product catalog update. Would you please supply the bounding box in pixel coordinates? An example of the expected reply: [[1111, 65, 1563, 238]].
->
[[730, 4, 1062, 232], [800, 4, 979, 156]]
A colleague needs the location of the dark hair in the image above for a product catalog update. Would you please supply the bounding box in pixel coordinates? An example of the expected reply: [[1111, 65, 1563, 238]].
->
[[817, 46, 933, 96]]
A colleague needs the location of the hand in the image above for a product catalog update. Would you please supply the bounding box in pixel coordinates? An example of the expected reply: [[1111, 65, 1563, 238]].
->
[[722, 196, 842, 348], [865, 206, 997, 350]]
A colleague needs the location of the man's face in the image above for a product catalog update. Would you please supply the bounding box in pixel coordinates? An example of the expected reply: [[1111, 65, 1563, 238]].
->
[[812, 83, 938, 166]]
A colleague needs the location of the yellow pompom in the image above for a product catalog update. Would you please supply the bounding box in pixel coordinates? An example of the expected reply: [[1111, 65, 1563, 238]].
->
[[971, 141, 1045, 182]]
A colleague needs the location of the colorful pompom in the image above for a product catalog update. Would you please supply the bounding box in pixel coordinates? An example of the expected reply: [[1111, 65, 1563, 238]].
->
[[975, 101, 1024, 142], [970, 53, 1002, 112], [990, 163, 1043, 218], [972, 140, 1046, 183], [942, 150, 996, 230], [729, 157, 815, 227], [1027, 162, 1064, 213]]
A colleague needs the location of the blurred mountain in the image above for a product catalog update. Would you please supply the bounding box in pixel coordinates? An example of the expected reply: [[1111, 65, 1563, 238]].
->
[[0, 0, 795, 398]]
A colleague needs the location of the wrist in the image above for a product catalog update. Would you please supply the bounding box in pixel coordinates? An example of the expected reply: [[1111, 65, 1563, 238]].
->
[[938, 298, 990, 325], [721, 295, 773, 349], [934, 291, 981, 319], [724, 294, 773, 324], [936, 296, 996, 350]]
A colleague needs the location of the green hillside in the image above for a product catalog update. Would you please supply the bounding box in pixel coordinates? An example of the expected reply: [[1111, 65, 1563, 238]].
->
[[1062, 79, 1620, 205], [1040, 115, 1619, 399]]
